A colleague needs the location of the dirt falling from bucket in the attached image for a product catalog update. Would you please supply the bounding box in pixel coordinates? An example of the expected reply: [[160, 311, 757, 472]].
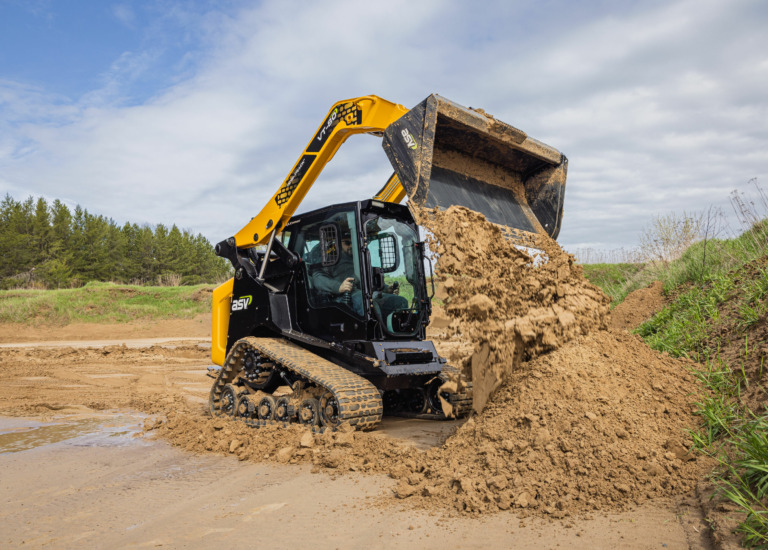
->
[[413, 205, 611, 412]]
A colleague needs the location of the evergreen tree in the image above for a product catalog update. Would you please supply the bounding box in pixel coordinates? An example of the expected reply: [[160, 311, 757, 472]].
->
[[0, 194, 230, 288]]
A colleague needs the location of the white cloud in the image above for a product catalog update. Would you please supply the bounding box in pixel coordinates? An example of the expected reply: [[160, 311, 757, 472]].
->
[[0, 0, 766, 253]]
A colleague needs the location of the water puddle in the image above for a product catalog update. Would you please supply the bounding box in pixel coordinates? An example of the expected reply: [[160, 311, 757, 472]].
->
[[0, 413, 147, 454]]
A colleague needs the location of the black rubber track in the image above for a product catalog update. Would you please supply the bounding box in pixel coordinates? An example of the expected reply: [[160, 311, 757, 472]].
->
[[209, 337, 383, 430]]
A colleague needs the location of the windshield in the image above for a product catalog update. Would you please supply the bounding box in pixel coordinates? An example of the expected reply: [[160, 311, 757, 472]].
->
[[365, 216, 424, 336]]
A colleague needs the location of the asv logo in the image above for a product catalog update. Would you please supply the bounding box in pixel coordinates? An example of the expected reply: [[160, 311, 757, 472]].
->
[[231, 295, 252, 312], [401, 129, 417, 150]]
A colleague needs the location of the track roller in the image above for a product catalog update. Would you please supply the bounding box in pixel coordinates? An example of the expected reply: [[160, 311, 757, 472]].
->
[[275, 396, 295, 422], [220, 384, 239, 417], [257, 396, 277, 421], [235, 394, 256, 420], [319, 392, 341, 428], [298, 398, 320, 426]]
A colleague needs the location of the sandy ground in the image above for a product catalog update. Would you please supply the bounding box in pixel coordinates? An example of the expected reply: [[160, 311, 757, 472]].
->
[[0, 319, 715, 549]]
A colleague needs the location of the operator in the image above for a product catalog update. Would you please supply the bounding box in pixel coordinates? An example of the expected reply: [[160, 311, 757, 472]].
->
[[312, 231, 409, 324], [312, 232, 364, 315]]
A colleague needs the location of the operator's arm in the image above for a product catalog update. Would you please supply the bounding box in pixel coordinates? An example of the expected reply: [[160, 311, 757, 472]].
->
[[313, 270, 343, 294], [313, 257, 355, 294]]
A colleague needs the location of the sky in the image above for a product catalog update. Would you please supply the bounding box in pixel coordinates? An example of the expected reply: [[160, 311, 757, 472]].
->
[[1, 0, 767, 255]]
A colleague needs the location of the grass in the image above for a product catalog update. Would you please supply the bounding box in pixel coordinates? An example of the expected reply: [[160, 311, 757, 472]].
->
[[624, 220, 768, 546], [581, 217, 768, 310], [635, 273, 734, 359], [640, 268, 768, 546], [692, 395, 768, 547], [581, 263, 644, 305], [0, 281, 213, 325]]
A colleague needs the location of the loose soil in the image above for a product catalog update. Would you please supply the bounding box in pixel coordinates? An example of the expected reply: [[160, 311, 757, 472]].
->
[[146, 207, 707, 518]]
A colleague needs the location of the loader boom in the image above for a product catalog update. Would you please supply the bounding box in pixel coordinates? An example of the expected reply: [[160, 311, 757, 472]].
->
[[233, 96, 409, 248]]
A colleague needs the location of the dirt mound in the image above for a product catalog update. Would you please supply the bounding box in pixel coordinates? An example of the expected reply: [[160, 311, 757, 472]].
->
[[390, 330, 707, 515], [609, 281, 667, 332], [414, 206, 611, 411]]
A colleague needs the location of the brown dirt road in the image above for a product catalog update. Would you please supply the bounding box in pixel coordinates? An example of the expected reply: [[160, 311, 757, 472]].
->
[[0, 318, 713, 549]]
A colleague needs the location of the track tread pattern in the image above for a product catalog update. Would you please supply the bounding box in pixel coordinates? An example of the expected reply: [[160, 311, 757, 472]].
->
[[210, 337, 383, 430]]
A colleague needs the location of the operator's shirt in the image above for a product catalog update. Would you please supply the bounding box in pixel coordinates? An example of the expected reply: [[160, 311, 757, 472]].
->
[[313, 252, 355, 296]]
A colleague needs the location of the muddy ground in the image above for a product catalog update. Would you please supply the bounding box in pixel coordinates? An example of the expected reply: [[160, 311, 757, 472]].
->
[[0, 315, 714, 549]]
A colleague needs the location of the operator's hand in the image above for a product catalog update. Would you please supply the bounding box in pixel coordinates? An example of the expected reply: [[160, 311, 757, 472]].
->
[[338, 277, 355, 294]]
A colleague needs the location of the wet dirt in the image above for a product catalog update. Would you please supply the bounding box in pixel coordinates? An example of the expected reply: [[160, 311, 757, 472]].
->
[[0, 413, 145, 453]]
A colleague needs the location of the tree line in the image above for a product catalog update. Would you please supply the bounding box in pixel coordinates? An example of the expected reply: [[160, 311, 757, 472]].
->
[[0, 195, 231, 289]]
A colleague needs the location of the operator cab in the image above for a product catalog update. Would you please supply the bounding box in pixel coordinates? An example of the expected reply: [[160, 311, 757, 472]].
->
[[285, 200, 430, 340]]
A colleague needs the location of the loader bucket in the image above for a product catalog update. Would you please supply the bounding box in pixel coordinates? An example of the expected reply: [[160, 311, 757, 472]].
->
[[381, 95, 567, 242]]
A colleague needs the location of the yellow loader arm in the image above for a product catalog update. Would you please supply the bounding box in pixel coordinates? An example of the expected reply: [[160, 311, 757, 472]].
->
[[233, 96, 409, 248]]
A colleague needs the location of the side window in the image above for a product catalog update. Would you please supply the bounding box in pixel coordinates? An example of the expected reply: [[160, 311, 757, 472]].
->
[[369, 233, 398, 272], [288, 210, 363, 318], [319, 224, 340, 266]]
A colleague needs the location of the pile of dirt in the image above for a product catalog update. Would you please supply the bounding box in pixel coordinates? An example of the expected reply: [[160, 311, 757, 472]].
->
[[608, 281, 667, 332], [388, 330, 706, 515], [146, 330, 706, 517], [145, 396, 421, 472], [414, 206, 611, 411]]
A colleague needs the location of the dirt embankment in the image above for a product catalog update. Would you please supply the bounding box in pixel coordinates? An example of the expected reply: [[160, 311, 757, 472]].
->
[[705, 255, 768, 410]]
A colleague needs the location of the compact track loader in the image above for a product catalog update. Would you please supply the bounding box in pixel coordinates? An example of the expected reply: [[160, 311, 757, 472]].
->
[[209, 94, 567, 430]]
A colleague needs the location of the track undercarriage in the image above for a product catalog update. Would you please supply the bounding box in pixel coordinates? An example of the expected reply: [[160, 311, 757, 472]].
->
[[209, 337, 472, 431]]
